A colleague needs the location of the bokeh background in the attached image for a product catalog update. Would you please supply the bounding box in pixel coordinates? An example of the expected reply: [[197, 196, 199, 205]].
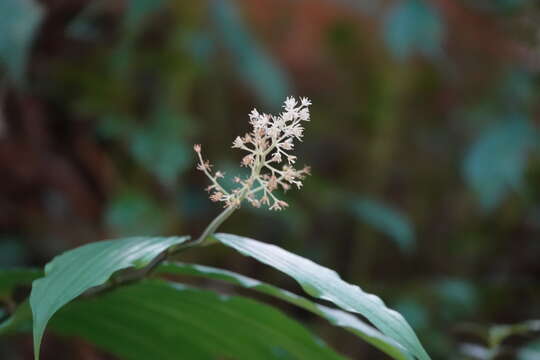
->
[[1, 0, 540, 359]]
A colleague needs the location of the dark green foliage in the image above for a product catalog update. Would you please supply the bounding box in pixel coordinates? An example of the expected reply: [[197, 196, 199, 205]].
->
[[51, 280, 344, 360]]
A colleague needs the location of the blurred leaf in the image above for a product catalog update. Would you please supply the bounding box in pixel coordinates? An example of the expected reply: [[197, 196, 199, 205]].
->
[[463, 117, 538, 211], [123, 0, 166, 37], [100, 109, 191, 185], [518, 340, 540, 360], [0, 301, 33, 336], [105, 189, 168, 236], [183, 31, 215, 63], [463, 0, 531, 13], [334, 0, 381, 15], [215, 233, 430, 360], [488, 320, 540, 348], [0, 269, 41, 299], [97, 114, 135, 140], [498, 70, 534, 107], [66, 0, 106, 41], [383, 0, 444, 60], [459, 343, 493, 359], [158, 262, 413, 360], [0, 238, 27, 267], [435, 279, 477, 319], [0, 0, 44, 85], [210, 0, 290, 108], [351, 197, 415, 253], [129, 106, 191, 185], [394, 299, 429, 331], [50, 280, 344, 360], [30, 236, 189, 359]]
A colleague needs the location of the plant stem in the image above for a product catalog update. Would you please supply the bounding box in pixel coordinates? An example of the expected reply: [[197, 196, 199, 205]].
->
[[193, 205, 237, 246]]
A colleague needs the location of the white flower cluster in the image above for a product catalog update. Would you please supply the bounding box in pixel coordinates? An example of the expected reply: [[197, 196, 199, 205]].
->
[[194, 96, 311, 211]]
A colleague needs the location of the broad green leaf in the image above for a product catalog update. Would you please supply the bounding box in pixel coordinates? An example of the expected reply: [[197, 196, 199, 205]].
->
[[210, 0, 289, 108], [158, 262, 413, 360], [463, 118, 537, 211], [215, 233, 430, 360], [383, 0, 444, 60], [30, 236, 189, 359], [351, 197, 415, 253], [0, 0, 44, 85], [50, 280, 344, 360], [0, 269, 41, 299]]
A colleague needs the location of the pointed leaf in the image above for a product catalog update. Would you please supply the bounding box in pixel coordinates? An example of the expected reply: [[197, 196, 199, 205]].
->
[[215, 233, 430, 360], [50, 280, 344, 360], [30, 236, 189, 359], [158, 262, 413, 360]]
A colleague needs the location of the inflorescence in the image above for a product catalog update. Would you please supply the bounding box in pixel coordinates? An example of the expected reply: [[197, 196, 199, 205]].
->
[[194, 96, 311, 211]]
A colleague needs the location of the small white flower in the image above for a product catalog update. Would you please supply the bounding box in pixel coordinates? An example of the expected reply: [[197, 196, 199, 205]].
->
[[232, 136, 244, 149], [298, 108, 310, 121], [300, 97, 312, 107], [270, 152, 282, 163], [284, 96, 297, 111], [249, 108, 260, 120], [194, 96, 311, 210]]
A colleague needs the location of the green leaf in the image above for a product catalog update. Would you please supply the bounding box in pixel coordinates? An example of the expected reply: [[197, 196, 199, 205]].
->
[[519, 339, 540, 360], [383, 0, 444, 60], [0, 270, 40, 336], [215, 233, 430, 360], [50, 280, 344, 360], [0, 0, 44, 85], [463, 118, 538, 211], [488, 320, 540, 348], [30, 236, 189, 360], [105, 189, 168, 236], [0, 269, 41, 299], [351, 197, 415, 253], [158, 262, 413, 360], [0, 301, 32, 336], [129, 106, 191, 185], [210, 0, 289, 108]]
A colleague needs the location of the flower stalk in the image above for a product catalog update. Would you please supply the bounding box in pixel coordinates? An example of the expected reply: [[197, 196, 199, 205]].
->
[[193, 96, 312, 243]]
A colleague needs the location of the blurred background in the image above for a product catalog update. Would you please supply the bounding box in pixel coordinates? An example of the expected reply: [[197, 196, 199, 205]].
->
[[1, 0, 540, 358]]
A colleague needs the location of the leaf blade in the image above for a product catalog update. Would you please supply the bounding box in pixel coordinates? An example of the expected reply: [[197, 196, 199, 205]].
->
[[30, 236, 189, 359], [158, 262, 413, 360], [51, 280, 344, 360], [215, 233, 430, 360]]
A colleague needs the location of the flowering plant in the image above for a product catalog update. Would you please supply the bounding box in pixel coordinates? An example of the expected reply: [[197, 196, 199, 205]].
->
[[194, 96, 312, 211], [16, 96, 429, 360]]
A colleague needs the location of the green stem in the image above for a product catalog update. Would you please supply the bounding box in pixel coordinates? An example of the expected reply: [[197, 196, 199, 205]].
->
[[193, 205, 237, 246]]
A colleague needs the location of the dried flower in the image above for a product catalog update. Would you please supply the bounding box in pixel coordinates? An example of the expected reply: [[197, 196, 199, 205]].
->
[[194, 96, 312, 211]]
